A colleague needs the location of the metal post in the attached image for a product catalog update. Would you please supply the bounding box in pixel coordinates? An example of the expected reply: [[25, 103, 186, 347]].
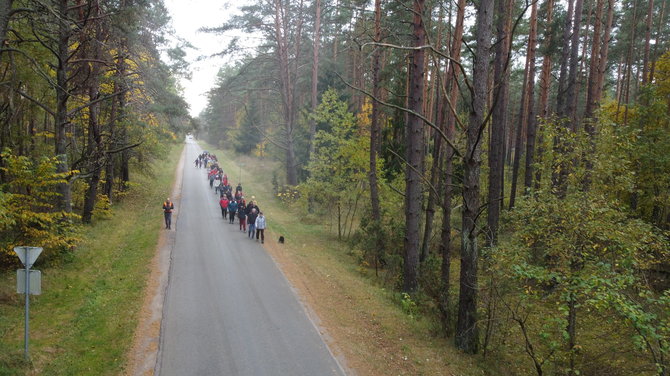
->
[[24, 247, 30, 360]]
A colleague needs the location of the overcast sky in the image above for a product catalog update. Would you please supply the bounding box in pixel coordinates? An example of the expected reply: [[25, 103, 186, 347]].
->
[[163, 0, 234, 117]]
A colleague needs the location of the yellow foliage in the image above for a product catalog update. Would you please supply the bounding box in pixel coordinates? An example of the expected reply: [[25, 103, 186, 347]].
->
[[255, 139, 267, 158], [357, 97, 372, 136], [654, 50, 670, 97]]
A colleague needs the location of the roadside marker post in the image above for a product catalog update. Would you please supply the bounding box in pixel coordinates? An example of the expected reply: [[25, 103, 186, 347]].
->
[[14, 246, 43, 360]]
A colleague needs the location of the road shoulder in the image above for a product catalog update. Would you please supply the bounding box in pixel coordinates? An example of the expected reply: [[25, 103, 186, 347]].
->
[[125, 144, 185, 376]]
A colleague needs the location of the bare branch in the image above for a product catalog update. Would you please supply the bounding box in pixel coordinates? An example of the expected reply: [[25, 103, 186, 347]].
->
[[11, 87, 55, 116], [106, 141, 143, 155], [67, 89, 127, 117], [336, 72, 463, 159]]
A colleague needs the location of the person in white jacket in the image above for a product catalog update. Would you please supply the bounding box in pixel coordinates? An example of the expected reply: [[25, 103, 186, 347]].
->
[[255, 212, 266, 244]]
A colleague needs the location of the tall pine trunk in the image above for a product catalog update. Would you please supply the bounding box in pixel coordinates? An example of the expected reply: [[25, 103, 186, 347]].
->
[[556, 0, 574, 118], [403, 0, 427, 294], [487, 0, 513, 246], [565, 0, 584, 128], [456, 0, 493, 353], [82, 1, 104, 223], [0, 0, 13, 47], [534, 0, 555, 189], [649, 0, 667, 82], [368, 0, 384, 273], [369, 0, 382, 224], [55, 0, 72, 213], [439, 0, 465, 337], [308, 0, 321, 160], [420, 5, 446, 263], [523, 1, 539, 193], [641, 0, 654, 85], [509, 52, 530, 209]]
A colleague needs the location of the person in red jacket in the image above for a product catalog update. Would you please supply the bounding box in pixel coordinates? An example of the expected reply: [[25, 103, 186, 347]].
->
[[219, 196, 229, 219]]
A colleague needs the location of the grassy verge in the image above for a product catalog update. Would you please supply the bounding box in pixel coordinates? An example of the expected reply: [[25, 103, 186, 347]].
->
[[0, 143, 182, 375], [203, 143, 485, 376]]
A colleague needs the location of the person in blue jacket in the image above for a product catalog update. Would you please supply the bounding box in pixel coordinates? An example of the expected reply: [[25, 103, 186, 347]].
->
[[228, 199, 238, 224]]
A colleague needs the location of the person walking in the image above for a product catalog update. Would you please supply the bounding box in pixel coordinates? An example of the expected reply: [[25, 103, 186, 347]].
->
[[247, 208, 258, 239], [213, 173, 221, 195], [255, 211, 266, 243], [219, 196, 229, 219], [162, 198, 174, 229], [247, 200, 260, 216], [237, 202, 247, 232], [209, 169, 216, 188], [228, 199, 238, 224]]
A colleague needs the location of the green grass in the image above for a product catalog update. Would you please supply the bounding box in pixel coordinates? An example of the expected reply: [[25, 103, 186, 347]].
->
[[0, 143, 183, 375]]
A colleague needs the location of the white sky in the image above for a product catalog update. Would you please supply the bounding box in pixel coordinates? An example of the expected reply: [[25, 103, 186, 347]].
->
[[163, 0, 235, 117]]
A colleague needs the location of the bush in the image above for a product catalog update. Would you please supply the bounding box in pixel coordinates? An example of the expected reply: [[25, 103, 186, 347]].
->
[[0, 151, 81, 267]]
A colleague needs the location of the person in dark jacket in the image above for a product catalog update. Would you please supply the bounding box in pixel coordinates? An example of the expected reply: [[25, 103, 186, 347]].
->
[[246, 201, 260, 216], [228, 200, 238, 224], [237, 204, 247, 232], [162, 198, 174, 229], [247, 208, 258, 239]]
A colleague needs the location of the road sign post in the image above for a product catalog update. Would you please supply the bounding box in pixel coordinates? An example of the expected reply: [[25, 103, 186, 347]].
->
[[14, 246, 42, 360]]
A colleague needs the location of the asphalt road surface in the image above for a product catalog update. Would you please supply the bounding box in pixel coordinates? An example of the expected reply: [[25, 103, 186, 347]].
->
[[157, 140, 344, 376]]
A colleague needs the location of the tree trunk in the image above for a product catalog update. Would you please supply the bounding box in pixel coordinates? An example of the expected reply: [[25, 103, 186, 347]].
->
[[523, 1, 539, 193], [419, 5, 445, 262], [556, 0, 574, 118], [566, 0, 585, 128], [621, 0, 639, 125], [641, 0, 654, 85], [552, 0, 580, 196], [55, 0, 72, 213], [509, 51, 531, 209], [456, 0, 493, 354], [369, 0, 382, 224], [308, 0, 321, 160], [582, 0, 611, 190], [420, 127, 441, 263], [534, 0, 555, 189], [116, 25, 130, 189], [584, 0, 605, 120], [439, 0, 465, 337], [82, 1, 103, 223], [0, 0, 13, 48], [487, 0, 513, 246], [402, 0, 427, 294], [596, 0, 614, 101], [649, 0, 667, 83], [273, 0, 303, 186], [368, 0, 384, 274]]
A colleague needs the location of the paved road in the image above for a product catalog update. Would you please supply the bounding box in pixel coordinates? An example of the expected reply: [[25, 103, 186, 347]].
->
[[157, 140, 344, 376]]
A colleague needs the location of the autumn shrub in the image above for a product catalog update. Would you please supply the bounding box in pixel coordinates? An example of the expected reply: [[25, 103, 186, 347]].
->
[[275, 185, 301, 205], [0, 150, 81, 267], [486, 189, 669, 375]]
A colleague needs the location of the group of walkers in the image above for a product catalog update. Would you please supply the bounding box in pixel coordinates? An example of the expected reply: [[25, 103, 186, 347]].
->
[[194, 151, 216, 169], [163, 150, 268, 244], [200, 151, 267, 244]]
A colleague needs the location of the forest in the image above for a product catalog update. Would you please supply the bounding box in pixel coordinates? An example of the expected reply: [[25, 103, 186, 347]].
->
[[0, 0, 669, 374]]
